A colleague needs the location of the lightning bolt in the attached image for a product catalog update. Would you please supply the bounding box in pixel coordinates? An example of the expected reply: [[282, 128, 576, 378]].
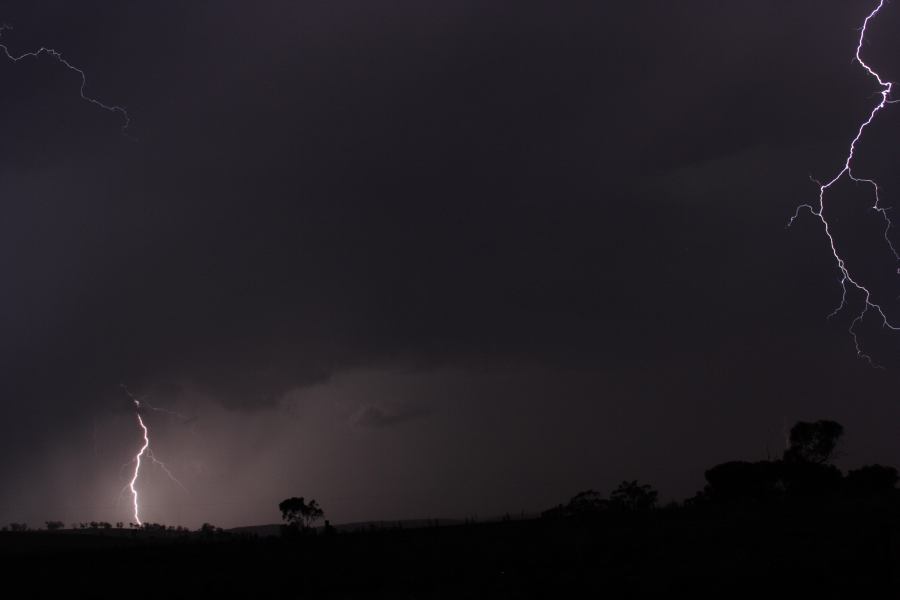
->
[[128, 404, 150, 526], [789, 0, 899, 366], [121, 386, 187, 525], [1, 20, 157, 523], [0, 23, 130, 134]]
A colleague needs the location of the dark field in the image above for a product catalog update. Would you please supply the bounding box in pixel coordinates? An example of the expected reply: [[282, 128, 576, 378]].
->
[[4, 505, 898, 598]]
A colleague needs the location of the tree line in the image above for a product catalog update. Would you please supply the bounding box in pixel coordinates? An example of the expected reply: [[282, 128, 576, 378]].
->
[[542, 419, 898, 519]]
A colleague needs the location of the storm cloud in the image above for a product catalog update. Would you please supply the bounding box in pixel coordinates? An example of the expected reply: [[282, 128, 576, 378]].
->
[[2, 1, 900, 527]]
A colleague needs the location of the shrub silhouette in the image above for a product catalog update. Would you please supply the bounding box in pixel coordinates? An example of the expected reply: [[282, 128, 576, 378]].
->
[[198, 522, 220, 536], [566, 489, 608, 516], [609, 480, 658, 511], [542, 489, 608, 519]]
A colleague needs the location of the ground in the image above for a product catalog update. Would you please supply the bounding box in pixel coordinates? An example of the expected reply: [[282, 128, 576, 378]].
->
[[3, 505, 898, 598]]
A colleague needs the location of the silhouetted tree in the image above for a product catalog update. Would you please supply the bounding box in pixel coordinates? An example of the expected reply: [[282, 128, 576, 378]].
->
[[784, 420, 843, 464], [567, 489, 608, 516], [45, 521, 65, 531], [683, 488, 711, 508], [199, 522, 218, 536], [699, 421, 866, 506], [323, 520, 335, 535], [542, 489, 608, 519], [8, 523, 28, 532], [279, 496, 325, 530], [609, 480, 658, 511], [845, 464, 899, 496]]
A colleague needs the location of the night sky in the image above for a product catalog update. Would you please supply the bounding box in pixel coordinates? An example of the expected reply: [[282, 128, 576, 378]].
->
[[3, 1, 900, 528]]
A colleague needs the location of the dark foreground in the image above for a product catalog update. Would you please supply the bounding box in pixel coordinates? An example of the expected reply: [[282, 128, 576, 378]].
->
[[3, 506, 899, 598]]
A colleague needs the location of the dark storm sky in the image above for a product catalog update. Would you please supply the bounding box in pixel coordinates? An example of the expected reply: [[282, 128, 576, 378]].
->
[[3, 1, 900, 527]]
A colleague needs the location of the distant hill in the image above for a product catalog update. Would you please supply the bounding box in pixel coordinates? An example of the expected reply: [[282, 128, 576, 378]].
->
[[228, 518, 464, 537], [227, 523, 282, 537]]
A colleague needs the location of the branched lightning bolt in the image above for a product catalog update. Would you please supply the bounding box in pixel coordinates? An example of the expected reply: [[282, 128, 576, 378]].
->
[[789, 0, 899, 366], [128, 405, 150, 526], [0, 23, 130, 134], [121, 385, 187, 525], [142, 401, 192, 424], [146, 449, 190, 494]]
